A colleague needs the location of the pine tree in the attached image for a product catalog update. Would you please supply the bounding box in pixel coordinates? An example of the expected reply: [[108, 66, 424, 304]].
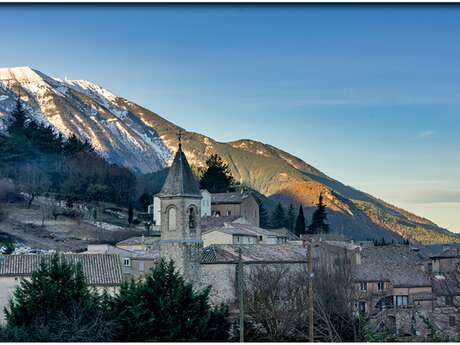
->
[[109, 259, 230, 341], [270, 202, 286, 229], [285, 204, 296, 231], [128, 202, 134, 225], [254, 196, 270, 229], [294, 205, 306, 238], [199, 154, 234, 193], [307, 194, 330, 234], [9, 95, 27, 133]]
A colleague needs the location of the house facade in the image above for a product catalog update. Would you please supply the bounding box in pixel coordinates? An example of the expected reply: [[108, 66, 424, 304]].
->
[[211, 191, 260, 227]]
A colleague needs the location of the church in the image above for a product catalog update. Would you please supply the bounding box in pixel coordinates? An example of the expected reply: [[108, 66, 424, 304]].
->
[[156, 139, 312, 304]]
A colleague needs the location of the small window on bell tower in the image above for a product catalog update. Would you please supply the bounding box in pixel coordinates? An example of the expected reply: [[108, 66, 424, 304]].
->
[[189, 207, 196, 232]]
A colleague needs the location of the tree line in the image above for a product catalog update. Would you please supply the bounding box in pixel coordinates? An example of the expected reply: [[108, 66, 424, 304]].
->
[[268, 194, 330, 237]]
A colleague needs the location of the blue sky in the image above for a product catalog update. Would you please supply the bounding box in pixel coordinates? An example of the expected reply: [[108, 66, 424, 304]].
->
[[1, 5, 459, 231]]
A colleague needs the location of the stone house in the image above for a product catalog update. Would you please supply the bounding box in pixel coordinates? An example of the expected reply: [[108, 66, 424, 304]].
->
[[0, 253, 123, 323], [353, 245, 434, 338], [200, 244, 309, 305], [85, 244, 158, 281], [211, 191, 260, 227], [431, 273, 460, 339], [428, 248, 460, 274]]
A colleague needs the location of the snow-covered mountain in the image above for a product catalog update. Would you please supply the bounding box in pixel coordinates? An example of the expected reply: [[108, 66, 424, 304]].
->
[[0, 67, 171, 174], [1, 66, 458, 244]]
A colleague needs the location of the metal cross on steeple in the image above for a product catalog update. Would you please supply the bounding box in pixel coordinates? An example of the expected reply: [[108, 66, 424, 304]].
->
[[177, 130, 183, 149]]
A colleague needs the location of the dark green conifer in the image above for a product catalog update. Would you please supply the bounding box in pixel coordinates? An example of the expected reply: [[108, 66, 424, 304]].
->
[[270, 202, 286, 229], [199, 154, 234, 193], [307, 194, 330, 234], [294, 205, 306, 237]]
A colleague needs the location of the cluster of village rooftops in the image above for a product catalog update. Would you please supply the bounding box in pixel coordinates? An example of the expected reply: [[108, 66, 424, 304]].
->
[[1, 143, 460, 339]]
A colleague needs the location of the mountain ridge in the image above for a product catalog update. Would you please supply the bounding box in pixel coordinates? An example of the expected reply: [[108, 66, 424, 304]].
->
[[0, 66, 458, 244]]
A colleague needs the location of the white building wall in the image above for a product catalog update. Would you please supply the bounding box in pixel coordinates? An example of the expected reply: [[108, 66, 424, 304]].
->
[[203, 231, 233, 247], [153, 196, 161, 226], [201, 190, 211, 217], [0, 277, 19, 324]]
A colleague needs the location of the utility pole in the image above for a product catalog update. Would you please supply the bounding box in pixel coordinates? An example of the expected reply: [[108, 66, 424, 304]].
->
[[307, 241, 314, 342], [238, 247, 244, 342]]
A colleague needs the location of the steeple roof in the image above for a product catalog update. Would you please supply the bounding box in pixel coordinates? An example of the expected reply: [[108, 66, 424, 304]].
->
[[157, 144, 201, 198]]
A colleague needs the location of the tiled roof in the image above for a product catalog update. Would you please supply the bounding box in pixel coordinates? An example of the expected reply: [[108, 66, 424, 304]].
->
[[201, 215, 238, 230], [211, 192, 247, 204], [157, 145, 201, 198], [0, 254, 123, 286], [116, 236, 160, 246], [201, 244, 308, 264], [203, 222, 286, 239], [432, 273, 460, 296], [86, 244, 159, 260], [353, 246, 430, 287], [430, 248, 460, 259], [271, 228, 299, 241]]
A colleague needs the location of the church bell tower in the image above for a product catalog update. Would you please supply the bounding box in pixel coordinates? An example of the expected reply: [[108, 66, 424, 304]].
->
[[157, 137, 202, 284]]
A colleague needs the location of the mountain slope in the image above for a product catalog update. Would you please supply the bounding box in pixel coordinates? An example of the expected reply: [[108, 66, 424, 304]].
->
[[0, 66, 458, 244]]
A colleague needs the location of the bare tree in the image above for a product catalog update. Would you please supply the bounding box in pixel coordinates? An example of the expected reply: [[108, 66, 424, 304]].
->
[[15, 163, 51, 208], [242, 255, 359, 342]]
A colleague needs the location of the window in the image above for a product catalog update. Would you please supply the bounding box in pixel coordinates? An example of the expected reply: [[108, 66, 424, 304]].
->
[[227, 210, 232, 216], [378, 281, 385, 292], [358, 301, 367, 314], [360, 282, 368, 292], [214, 211, 221, 217], [168, 207, 176, 231], [446, 295, 454, 306], [189, 207, 196, 231], [139, 260, 145, 272], [427, 262, 433, 272], [395, 295, 409, 308], [450, 316, 456, 327], [123, 258, 131, 267]]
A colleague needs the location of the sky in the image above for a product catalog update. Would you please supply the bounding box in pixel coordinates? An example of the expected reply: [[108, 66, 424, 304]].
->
[[0, 5, 459, 232]]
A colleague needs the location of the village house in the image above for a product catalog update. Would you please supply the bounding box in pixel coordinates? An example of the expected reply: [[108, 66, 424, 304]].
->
[[85, 244, 158, 280], [202, 221, 288, 247], [211, 191, 260, 227], [353, 245, 434, 338], [0, 254, 123, 323]]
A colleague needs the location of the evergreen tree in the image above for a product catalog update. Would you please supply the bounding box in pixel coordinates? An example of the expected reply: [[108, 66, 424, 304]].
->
[[9, 95, 27, 133], [109, 259, 230, 341], [285, 204, 296, 231], [199, 154, 234, 193], [62, 134, 93, 156], [254, 195, 270, 229], [270, 202, 286, 229], [294, 205, 306, 238], [128, 202, 134, 225], [138, 192, 152, 212], [3, 254, 115, 341], [307, 194, 330, 234]]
